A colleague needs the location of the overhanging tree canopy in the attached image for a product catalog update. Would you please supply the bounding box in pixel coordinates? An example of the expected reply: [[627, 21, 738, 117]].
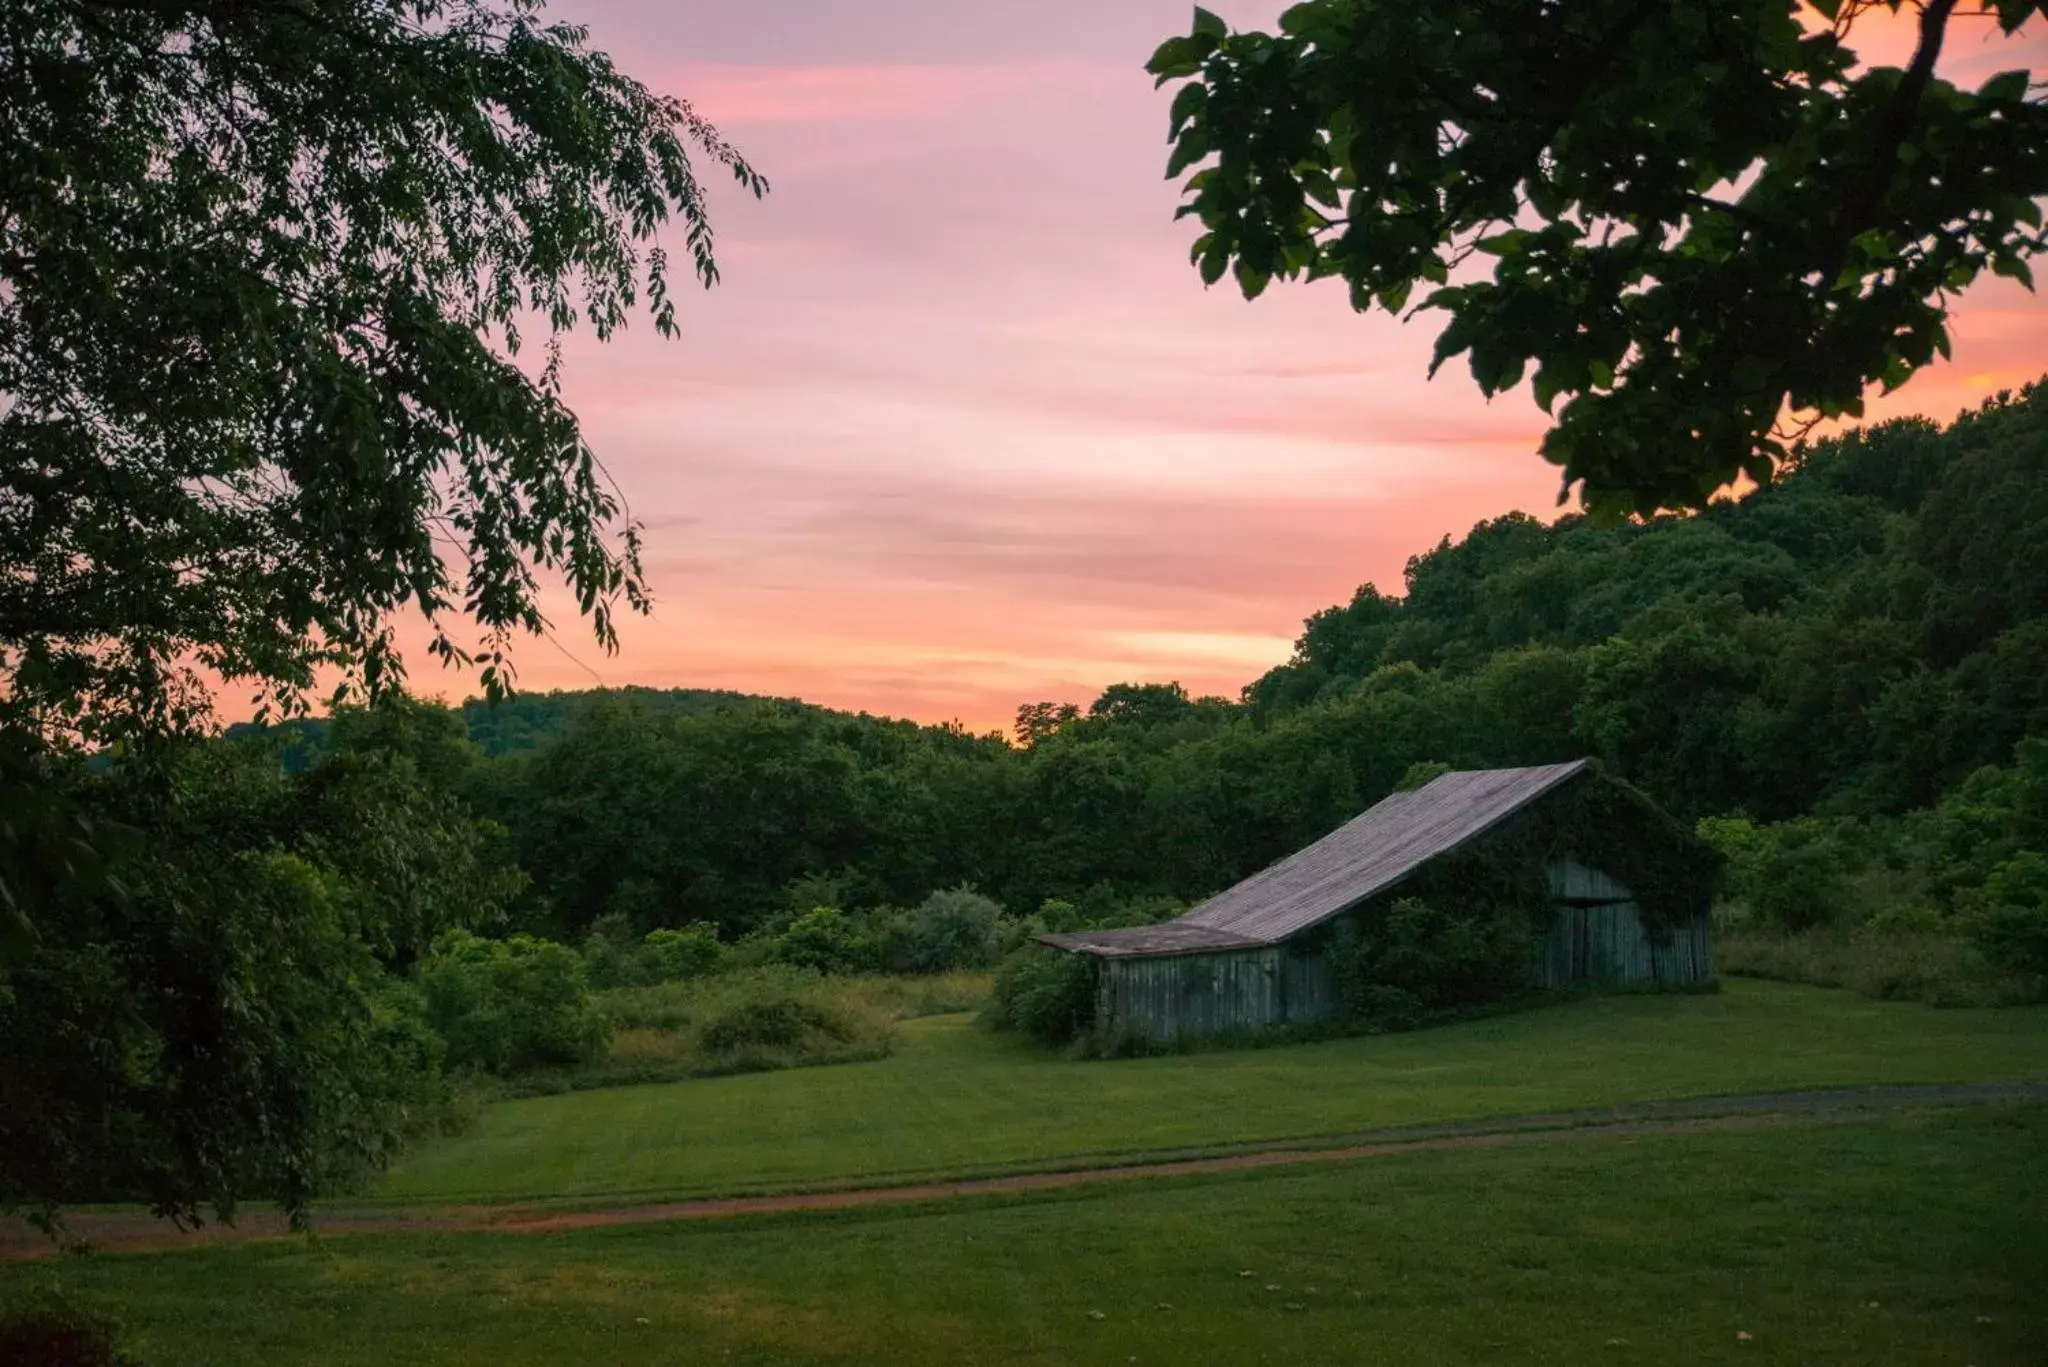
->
[[0, 0, 764, 748], [1148, 0, 2048, 515]]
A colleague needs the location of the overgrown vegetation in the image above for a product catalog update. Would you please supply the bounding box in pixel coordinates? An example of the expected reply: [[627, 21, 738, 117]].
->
[[1330, 896, 1533, 1031], [9, 385, 2047, 1226], [1706, 737, 2048, 1004], [420, 933, 610, 1077], [985, 949, 1098, 1047], [250, 386, 2044, 960]]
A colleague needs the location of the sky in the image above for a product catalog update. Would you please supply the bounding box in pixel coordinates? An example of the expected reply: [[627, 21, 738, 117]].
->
[[393, 1, 2047, 733]]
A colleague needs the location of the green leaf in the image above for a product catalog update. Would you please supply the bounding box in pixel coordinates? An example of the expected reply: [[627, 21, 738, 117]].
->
[[1278, 3, 1324, 34], [1166, 130, 1211, 178], [1191, 7, 1228, 40], [1977, 69, 2029, 102], [1146, 36, 1203, 80], [1991, 255, 2036, 291], [1300, 167, 1341, 209], [1168, 81, 1207, 136], [1992, 0, 2041, 32]]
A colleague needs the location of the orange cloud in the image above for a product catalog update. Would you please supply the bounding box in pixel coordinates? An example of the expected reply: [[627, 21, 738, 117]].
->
[[209, 2, 2047, 736]]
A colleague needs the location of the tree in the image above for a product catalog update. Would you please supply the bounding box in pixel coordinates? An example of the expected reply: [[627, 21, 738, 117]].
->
[[1148, 1, 2047, 515], [0, 0, 765, 750], [1, 739, 465, 1232], [1088, 681, 1196, 728], [1013, 700, 1081, 747], [0, 0, 758, 1230]]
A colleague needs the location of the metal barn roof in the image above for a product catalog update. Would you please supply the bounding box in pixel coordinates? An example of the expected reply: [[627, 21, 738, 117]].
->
[[1040, 760, 1589, 959]]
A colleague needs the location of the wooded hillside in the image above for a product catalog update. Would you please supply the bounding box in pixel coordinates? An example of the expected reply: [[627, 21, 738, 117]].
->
[[380, 383, 2044, 946]]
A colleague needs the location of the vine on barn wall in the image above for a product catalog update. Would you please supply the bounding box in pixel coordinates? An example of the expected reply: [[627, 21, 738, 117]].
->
[[1328, 765, 1723, 1027]]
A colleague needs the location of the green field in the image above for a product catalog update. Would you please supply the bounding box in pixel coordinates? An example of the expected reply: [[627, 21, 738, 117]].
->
[[376, 979, 2048, 1205], [10, 1105, 2044, 1366]]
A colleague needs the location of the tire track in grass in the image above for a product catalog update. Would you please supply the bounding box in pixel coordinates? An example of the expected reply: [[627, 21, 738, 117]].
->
[[7, 1083, 2041, 1261]]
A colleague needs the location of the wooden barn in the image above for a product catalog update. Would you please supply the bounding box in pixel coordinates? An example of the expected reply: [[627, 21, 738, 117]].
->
[[1038, 760, 1716, 1043]]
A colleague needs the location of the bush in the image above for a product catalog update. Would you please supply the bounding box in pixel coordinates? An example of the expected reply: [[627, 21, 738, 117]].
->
[[1962, 851, 2048, 977], [699, 997, 852, 1052], [906, 886, 1003, 972], [994, 913, 1047, 959], [1055, 886, 1185, 931], [766, 906, 879, 975], [643, 923, 724, 981], [1700, 815, 1852, 931], [986, 946, 1096, 1046], [0, 1295, 138, 1367], [420, 931, 609, 1076], [507, 967, 941, 1093], [579, 912, 644, 989], [1331, 895, 1531, 1028]]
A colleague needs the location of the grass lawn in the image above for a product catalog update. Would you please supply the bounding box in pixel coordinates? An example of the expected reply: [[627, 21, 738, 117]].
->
[[374, 979, 2048, 1206], [12, 1105, 2044, 1365]]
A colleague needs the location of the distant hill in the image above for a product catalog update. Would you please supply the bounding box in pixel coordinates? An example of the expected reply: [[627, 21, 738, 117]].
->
[[455, 686, 810, 757], [227, 685, 817, 767]]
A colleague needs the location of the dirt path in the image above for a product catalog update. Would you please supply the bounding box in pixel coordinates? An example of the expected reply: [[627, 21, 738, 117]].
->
[[7, 1082, 2041, 1261]]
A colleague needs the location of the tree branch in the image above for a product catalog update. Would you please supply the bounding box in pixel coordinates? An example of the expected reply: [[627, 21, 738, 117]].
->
[[1817, 0, 1961, 291]]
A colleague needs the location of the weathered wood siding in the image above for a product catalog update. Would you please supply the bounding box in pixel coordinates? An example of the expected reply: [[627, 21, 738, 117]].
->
[[1095, 945, 1340, 1043], [1531, 906, 1715, 989], [1533, 859, 1715, 990], [1548, 857, 1631, 903], [1098, 858, 1712, 1042]]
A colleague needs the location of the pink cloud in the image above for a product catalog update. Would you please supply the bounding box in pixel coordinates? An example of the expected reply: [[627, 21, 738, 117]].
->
[[214, 2, 2048, 735], [671, 62, 1064, 125]]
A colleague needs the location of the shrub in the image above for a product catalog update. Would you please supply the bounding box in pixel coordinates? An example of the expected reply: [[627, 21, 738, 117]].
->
[[1699, 815, 1852, 931], [643, 923, 724, 981], [420, 931, 609, 1076], [1395, 759, 1452, 792], [1058, 885, 1185, 931], [986, 946, 1096, 1046], [906, 886, 1003, 972], [698, 997, 852, 1052], [579, 912, 644, 989], [767, 906, 878, 974], [1963, 851, 2048, 977], [1331, 895, 1531, 1028], [861, 906, 919, 974], [1037, 897, 1084, 933], [994, 912, 1047, 959]]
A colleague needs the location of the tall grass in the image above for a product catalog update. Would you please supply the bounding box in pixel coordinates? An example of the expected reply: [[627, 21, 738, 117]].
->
[[505, 969, 992, 1096], [1717, 920, 2044, 1007]]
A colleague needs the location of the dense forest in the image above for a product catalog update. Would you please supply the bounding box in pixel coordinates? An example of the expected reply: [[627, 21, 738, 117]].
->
[[9, 385, 2045, 1226], [302, 383, 2045, 945]]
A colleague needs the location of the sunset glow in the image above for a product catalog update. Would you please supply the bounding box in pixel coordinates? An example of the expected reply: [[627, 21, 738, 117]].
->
[[361, 1, 2048, 733]]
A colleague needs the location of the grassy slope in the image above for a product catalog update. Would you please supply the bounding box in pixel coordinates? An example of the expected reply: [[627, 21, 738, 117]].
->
[[14, 1106, 2045, 1366], [377, 979, 2048, 1205]]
